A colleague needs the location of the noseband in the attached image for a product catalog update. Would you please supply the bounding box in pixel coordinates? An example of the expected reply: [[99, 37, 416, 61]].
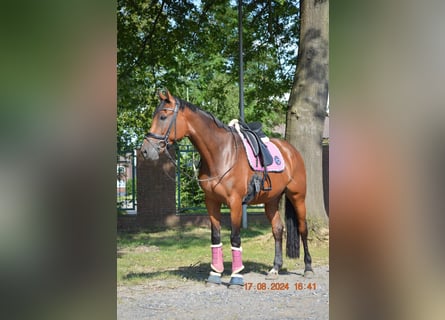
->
[[145, 99, 180, 149]]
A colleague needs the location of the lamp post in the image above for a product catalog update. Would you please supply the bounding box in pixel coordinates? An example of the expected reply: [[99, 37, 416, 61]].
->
[[238, 0, 247, 229]]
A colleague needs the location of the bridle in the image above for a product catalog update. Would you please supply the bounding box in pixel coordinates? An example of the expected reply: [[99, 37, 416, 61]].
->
[[144, 97, 239, 184], [144, 98, 180, 150]]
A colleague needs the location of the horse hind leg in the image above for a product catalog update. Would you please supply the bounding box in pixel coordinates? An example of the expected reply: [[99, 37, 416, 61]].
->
[[285, 192, 314, 277], [265, 198, 284, 280]]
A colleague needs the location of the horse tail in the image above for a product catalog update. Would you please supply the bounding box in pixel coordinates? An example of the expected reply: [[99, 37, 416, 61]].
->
[[285, 197, 300, 258]]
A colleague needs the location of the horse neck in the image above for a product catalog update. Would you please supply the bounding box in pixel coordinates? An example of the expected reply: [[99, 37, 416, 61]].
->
[[184, 109, 235, 172]]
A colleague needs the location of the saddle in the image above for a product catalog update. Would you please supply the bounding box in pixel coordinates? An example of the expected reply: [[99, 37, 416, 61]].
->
[[238, 121, 273, 166], [238, 121, 273, 191]]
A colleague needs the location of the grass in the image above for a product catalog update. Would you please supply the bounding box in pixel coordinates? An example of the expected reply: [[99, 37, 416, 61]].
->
[[117, 224, 329, 285]]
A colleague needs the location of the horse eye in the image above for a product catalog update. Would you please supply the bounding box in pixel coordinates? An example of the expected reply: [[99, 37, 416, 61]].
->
[[160, 114, 167, 121]]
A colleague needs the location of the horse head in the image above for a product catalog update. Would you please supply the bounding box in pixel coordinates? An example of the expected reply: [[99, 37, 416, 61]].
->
[[141, 89, 187, 160]]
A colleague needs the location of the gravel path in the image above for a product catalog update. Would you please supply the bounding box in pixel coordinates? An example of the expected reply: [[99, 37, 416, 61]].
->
[[117, 265, 329, 320]]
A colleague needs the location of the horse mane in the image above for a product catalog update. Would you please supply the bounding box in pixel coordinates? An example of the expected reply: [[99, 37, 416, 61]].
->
[[178, 98, 231, 131]]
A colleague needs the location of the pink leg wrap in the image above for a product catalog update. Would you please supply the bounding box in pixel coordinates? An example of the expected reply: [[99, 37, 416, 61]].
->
[[231, 247, 245, 274], [210, 243, 224, 273]]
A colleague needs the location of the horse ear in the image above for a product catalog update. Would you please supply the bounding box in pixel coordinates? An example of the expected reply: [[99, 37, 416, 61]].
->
[[158, 89, 167, 101], [166, 89, 174, 103]]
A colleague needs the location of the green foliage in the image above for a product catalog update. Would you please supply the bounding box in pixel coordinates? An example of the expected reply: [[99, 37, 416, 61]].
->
[[117, 0, 300, 153], [175, 141, 205, 211], [125, 178, 136, 197]]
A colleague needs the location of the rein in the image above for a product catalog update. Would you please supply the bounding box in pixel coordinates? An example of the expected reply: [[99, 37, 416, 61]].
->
[[193, 128, 239, 183], [165, 127, 239, 185]]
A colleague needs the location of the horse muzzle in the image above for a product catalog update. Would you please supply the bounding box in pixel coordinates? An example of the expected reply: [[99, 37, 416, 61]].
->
[[141, 139, 164, 160]]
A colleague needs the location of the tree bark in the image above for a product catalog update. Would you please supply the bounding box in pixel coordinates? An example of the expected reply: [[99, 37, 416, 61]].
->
[[286, 0, 329, 223]]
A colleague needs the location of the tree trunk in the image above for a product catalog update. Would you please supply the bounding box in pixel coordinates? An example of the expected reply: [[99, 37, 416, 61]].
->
[[286, 0, 329, 223]]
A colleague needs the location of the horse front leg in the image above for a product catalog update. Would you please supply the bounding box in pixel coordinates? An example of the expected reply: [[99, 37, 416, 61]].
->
[[228, 200, 245, 287], [205, 199, 224, 285]]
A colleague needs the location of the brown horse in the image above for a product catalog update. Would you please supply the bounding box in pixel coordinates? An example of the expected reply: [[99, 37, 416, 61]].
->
[[141, 90, 312, 287]]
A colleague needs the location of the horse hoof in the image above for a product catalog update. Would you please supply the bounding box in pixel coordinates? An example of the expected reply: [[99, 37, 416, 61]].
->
[[228, 274, 244, 288], [265, 273, 278, 280], [206, 272, 222, 285], [265, 268, 279, 280], [304, 270, 314, 278]]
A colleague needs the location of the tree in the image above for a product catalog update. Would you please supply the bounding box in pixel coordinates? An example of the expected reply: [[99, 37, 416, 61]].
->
[[117, 0, 301, 153], [285, 0, 329, 223]]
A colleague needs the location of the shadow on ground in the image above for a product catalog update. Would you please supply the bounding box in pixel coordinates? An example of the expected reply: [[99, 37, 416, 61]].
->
[[123, 260, 297, 283], [117, 225, 268, 252]]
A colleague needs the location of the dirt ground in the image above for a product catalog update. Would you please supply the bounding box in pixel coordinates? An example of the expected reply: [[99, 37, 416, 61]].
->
[[117, 264, 329, 320]]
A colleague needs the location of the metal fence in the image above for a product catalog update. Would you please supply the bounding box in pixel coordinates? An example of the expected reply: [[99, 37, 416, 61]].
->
[[176, 141, 206, 214], [116, 144, 264, 215], [175, 141, 264, 215], [117, 150, 136, 211]]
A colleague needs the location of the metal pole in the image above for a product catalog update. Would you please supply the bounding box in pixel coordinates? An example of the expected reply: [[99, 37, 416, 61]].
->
[[132, 149, 137, 210], [238, 0, 244, 122], [177, 146, 181, 211], [238, 0, 247, 229]]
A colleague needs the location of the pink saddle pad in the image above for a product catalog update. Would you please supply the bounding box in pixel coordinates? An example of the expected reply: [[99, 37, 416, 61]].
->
[[240, 136, 285, 172]]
